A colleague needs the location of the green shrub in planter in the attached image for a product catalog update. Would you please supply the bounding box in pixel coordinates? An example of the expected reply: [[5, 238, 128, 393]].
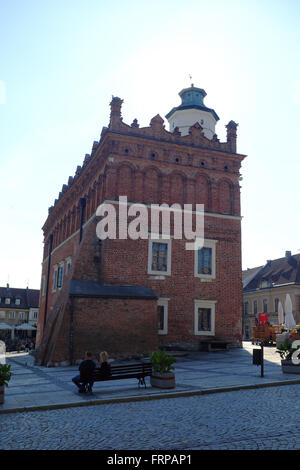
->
[[0, 363, 12, 387], [149, 349, 176, 374]]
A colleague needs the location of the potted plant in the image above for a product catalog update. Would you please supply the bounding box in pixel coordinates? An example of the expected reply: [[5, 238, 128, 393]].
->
[[0, 363, 12, 404], [149, 349, 176, 389], [276, 339, 300, 374]]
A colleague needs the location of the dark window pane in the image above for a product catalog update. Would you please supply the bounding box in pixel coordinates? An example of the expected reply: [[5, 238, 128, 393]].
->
[[198, 247, 212, 275], [158, 305, 164, 330], [152, 243, 168, 272], [198, 308, 211, 331]]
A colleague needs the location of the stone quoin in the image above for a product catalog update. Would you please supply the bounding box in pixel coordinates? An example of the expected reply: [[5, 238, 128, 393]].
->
[[35, 85, 246, 366]]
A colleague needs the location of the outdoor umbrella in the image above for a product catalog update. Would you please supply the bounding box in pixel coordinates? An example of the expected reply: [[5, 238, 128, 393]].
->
[[278, 301, 284, 325], [15, 323, 36, 330], [0, 323, 12, 330], [284, 294, 296, 330]]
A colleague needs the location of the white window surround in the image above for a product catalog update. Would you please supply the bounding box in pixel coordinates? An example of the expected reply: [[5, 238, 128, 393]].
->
[[157, 298, 170, 335], [194, 300, 217, 336], [194, 239, 217, 280], [66, 256, 72, 274], [15, 298, 21, 305], [42, 275, 46, 296], [52, 265, 58, 292], [148, 238, 172, 276]]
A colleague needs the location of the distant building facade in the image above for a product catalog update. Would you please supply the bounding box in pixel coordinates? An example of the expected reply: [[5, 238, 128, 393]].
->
[[242, 251, 300, 339], [36, 85, 245, 366], [0, 284, 39, 340]]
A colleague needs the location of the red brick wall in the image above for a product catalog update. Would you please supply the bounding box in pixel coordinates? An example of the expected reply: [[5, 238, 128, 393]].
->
[[36, 97, 245, 363]]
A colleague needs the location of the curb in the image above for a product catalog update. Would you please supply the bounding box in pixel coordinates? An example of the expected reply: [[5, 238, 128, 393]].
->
[[1, 378, 300, 415]]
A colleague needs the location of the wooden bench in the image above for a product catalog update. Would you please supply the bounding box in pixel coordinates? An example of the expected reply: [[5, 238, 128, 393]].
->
[[83, 362, 153, 392], [199, 340, 230, 352]]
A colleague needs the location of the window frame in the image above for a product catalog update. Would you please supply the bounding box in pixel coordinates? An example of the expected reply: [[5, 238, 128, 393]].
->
[[194, 300, 217, 336], [263, 299, 268, 314], [52, 265, 58, 292], [148, 238, 172, 276], [194, 239, 217, 280], [57, 264, 64, 289], [157, 298, 169, 335]]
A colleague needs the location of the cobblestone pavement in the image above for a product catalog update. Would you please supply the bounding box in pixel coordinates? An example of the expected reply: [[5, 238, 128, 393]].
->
[[1, 384, 300, 450]]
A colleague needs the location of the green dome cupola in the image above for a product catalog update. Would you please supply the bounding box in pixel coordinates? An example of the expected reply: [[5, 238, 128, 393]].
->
[[166, 84, 219, 139]]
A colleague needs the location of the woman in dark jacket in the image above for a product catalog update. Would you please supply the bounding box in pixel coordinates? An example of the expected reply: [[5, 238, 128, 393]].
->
[[98, 351, 111, 378]]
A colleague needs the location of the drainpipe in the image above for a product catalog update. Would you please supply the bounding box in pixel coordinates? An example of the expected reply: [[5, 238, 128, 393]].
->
[[79, 198, 86, 243], [43, 234, 53, 331]]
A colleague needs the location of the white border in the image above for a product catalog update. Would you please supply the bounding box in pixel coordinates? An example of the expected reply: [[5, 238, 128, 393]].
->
[[194, 239, 217, 280], [157, 298, 169, 335], [148, 238, 172, 276], [194, 299, 217, 336]]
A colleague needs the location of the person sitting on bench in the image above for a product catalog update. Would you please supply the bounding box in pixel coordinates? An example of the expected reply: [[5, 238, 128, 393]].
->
[[72, 351, 96, 393], [97, 351, 111, 378]]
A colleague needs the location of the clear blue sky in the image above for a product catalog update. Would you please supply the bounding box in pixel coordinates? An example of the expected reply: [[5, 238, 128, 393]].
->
[[0, 0, 300, 288]]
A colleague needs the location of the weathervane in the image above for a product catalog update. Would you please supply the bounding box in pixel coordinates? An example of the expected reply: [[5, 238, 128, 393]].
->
[[189, 74, 194, 87]]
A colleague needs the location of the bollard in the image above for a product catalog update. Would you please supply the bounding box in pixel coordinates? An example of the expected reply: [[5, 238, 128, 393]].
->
[[252, 342, 264, 377]]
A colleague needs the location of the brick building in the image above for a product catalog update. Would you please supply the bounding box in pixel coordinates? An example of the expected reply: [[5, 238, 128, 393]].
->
[[35, 85, 245, 366], [243, 251, 300, 339]]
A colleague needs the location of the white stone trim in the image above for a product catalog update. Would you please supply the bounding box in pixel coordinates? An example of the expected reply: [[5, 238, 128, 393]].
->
[[194, 299, 217, 336], [194, 239, 217, 280], [157, 298, 169, 335], [148, 238, 172, 276]]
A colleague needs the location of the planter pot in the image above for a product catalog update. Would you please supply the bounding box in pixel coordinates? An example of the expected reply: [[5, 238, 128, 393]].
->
[[0, 385, 4, 404], [276, 333, 290, 349], [150, 372, 175, 389], [281, 360, 300, 374]]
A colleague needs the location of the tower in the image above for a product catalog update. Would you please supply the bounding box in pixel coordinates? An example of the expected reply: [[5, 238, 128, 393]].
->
[[165, 84, 219, 139]]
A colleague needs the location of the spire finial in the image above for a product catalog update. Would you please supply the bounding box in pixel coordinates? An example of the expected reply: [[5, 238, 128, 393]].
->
[[189, 74, 193, 87]]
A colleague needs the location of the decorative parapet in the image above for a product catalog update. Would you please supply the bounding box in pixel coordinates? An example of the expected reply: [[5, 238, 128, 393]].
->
[[108, 96, 238, 154]]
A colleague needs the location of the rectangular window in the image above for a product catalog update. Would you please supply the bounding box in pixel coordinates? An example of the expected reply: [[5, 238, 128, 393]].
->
[[15, 298, 21, 305], [198, 308, 211, 331], [194, 300, 216, 336], [274, 298, 279, 313], [52, 267, 58, 292], [0, 311, 5, 319], [148, 239, 172, 276], [19, 312, 25, 320], [5, 298, 11, 305], [243, 301, 249, 315], [152, 243, 168, 272], [66, 257, 72, 275], [253, 300, 258, 315], [57, 266, 64, 288], [194, 239, 217, 280], [157, 298, 169, 335], [9, 311, 15, 319], [263, 299, 268, 313], [198, 248, 212, 275]]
